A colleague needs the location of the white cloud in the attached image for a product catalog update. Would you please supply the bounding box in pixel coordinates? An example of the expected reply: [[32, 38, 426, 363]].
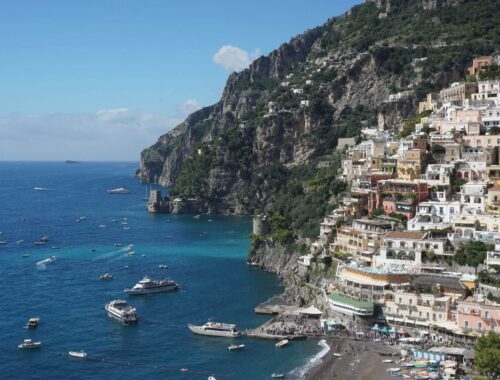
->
[[176, 99, 202, 117], [0, 109, 183, 161], [212, 45, 262, 72]]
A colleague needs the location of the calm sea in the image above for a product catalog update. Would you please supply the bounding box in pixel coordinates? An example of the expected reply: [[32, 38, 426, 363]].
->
[[0, 162, 322, 380]]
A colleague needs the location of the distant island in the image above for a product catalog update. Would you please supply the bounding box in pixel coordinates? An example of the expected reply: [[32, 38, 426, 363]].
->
[[64, 160, 81, 164]]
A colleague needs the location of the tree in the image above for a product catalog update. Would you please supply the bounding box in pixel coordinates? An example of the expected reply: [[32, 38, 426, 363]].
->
[[454, 241, 493, 268], [475, 331, 500, 376]]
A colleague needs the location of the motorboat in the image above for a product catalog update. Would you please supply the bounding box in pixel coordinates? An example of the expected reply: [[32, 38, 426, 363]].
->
[[100, 273, 113, 281], [26, 317, 40, 328], [107, 188, 130, 194], [127, 251, 134, 256], [105, 300, 138, 324], [51, 246, 60, 249], [36, 256, 56, 266], [18, 339, 42, 349], [99, 225, 106, 228], [22, 254, 30, 257], [68, 351, 87, 359], [0, 240, 7, 245], [208, 376, 216, 380], [275, 339, 289, 348], [228, 344, 245, 351], [16, 240, 24, 244], [333, 353, 343, 357], [271, 374, 285, 378], [158, 264, 168, 269], [114, 243, 123, 247], [125, 276, 177, 295], [34, 241, 46, 246], [39, 236, 49, 242], [188, 321, 241, 338]]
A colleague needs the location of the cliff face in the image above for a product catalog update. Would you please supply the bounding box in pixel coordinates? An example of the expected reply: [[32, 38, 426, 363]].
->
[[139, 0, 498, 218]]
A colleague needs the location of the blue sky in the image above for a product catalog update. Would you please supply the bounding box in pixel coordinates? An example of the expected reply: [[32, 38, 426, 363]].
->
[[0, 0, 360, 160]]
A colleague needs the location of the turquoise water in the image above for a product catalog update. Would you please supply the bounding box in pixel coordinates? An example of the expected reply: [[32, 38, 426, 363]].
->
[[0, 162, 321, 379]]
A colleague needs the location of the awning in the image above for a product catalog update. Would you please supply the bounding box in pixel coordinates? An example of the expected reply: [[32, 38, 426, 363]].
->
[[300, 306, 323, 315]]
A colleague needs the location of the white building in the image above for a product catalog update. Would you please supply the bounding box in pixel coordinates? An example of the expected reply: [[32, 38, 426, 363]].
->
[[460, 181, 487, 214], [408, 200, 462, 231]]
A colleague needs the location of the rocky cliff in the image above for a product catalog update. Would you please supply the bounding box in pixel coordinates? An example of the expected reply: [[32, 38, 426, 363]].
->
[[140, 0, 498, 218]]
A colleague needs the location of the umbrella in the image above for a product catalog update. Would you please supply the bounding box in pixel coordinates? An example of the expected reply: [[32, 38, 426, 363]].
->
[[389, 327, 396, 334], [398, 327, 407, 335], [371, 324, 379, 331], [380, 326, 390, 333]]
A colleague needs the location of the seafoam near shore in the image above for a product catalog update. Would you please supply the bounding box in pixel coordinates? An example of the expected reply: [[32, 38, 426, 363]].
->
[[289, 339, 331, 379]]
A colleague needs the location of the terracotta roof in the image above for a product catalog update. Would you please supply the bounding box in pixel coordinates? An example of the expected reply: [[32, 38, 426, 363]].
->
[[385, 231, 426, 239]]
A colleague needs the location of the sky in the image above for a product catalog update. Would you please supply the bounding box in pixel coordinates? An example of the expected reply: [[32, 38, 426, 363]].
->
[[0, 0, 360, 161]]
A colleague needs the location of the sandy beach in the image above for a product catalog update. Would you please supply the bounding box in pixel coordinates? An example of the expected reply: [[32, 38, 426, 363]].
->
[[305, 339, 400, 380]]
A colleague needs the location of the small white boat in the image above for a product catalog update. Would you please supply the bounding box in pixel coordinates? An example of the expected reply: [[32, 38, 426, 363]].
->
[[34, 241, 46, 246], [22, 253, 30, 257], [39, 236, 49, 242], [51, 246, 60, 249], [193, 214, 201, 219], [271, 374, 285, 378], [36, 256, 56, 266], [383, 359, 393, 363], [228, 344, 245, 351], [159, 264, 168, 269], [107, 188, 130, 194], [208, 376, 216, 380], [18, 339, 42, 349], [114, 243, 124, 247], [68, 351, 87, 359], [387, 368, 401, 372], [0, 240, 7, 245], [26, 317, 40, 328], [16, 240, 24, 244], [100, 273, 113, 281], [99, 225, 106, 228], [123, 227, 131, 230], [127, 251, 134, 256], [275, 339, 288, 348], [333, 353, 343, 357], [180, 368, 189, 372]]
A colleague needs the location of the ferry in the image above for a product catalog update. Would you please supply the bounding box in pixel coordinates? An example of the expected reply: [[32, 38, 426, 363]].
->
[[105, 300, 138, 324], [188, 321, 241, 338], [26, 317, 40, 328], [124, 276, 177, 295], [18, 339, 42, 350], [107, 188, 130, 194]]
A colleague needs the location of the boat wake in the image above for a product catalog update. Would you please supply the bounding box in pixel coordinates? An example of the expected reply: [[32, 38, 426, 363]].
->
[[34, 187, 52, 191], [94, 247, 129, 260], [288, 339, 331, 380]]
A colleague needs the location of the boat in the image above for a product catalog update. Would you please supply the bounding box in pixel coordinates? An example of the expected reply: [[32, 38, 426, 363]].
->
[[34, 241, 46, 246], [18, 339, 42, 349], [107, 188, 130, 194], [22, 254, 30, 257], [271, 374, 285, 378], [127, 251, 134, 256], [68, 351, 87, 359], [228, 344, 245, 351], [100, 273, 113, 281], [16, 240, 24, 244], [333, 353, 343, 357], [34, 187, 49, 191], [180, 368, 189, 372], [158, 264, 168, 269], [99, 225, 106, 228], [51, 246, 60, 249], [0, 240, 7, 245], [26, 317, 40, 328], [383, 359, 393, 363], [275, 339, 289, 348], [193, 214, 201, 219], [188, 321, 241, 338], [39, 236, 49, 242], [36, 256, 56, 265], [208, 376, 216, 380], [125, 276, 178, 295], [105, 300, 138, 324], [123, 227, 131, 230], [114, 243, 124, 247], [68, 350, 87, 360]]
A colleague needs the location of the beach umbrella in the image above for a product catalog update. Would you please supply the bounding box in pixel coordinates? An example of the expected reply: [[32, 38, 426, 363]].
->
[[398, 327, 407, 335], [389, 327, 396, 334], [380, 326, 390, 333], [371, 324, 379, 331]]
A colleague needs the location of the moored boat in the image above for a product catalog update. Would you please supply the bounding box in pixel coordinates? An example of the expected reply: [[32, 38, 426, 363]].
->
[[100, 273, 113, 281], [105, 300, 138, 324], [271, 373, 285, 378], [18, 339, 42, 349], [124, 276, 177, 295], [275, 339, 289, 348], [188, 321, 241, 338]]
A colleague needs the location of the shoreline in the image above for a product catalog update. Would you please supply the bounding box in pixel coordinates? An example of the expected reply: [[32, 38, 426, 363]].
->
[[302, 338, 400, 380]]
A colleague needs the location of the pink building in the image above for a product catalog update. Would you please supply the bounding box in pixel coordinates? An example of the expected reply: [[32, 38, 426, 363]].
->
[[456, 297, 500, 334]]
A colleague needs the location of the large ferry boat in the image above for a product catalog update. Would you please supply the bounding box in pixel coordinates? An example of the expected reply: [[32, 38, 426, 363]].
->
[[124, 276, 178, 295], [104, 300, 138, 324], [188, 321, 241, 338]]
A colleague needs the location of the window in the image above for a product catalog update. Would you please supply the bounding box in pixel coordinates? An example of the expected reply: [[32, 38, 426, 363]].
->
[[409, 299, 413, 305], [485, 311, 489, 319], [478, 322, 482, 330], [399, 297, 402, 304], [465, 320, 469, 328]]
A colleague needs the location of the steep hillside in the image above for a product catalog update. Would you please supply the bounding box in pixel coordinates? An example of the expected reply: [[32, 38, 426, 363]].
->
[[139, 0, 500, 237]]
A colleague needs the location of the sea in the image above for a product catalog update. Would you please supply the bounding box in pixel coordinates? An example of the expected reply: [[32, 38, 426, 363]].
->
[[0, 162, 326, 380]]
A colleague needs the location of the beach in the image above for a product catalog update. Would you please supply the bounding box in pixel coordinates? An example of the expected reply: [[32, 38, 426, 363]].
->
[[305, 338, 400, 380]]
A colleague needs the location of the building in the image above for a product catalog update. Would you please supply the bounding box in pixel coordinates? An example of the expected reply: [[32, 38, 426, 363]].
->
[[408, 200, 461, 231], [468, 56, 495, 76], [460, 181, 487, 214], [439, 83, 477, 104], [457, 296, 500, 334]]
